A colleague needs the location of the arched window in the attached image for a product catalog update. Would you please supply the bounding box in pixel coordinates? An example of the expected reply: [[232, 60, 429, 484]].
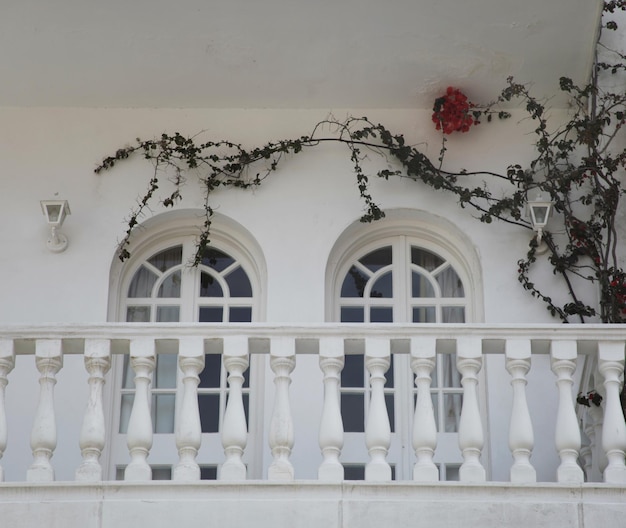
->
[[108, 211, 266, 480], [326, 209, 483, 480]]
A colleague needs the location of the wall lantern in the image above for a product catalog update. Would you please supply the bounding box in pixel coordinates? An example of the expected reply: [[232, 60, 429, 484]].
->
[[41, 200, 71, 253], [527, 194, 552, 252]]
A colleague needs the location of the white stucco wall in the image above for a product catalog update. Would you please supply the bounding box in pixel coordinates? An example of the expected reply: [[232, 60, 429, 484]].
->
[[0, 107, 596, 482]]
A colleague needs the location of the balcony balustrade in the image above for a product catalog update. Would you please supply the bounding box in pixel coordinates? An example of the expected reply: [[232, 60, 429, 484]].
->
[[0, 323, 624, 487]]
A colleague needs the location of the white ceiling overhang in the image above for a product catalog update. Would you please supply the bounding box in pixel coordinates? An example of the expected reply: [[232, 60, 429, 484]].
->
[[0, 0, 603, 109]]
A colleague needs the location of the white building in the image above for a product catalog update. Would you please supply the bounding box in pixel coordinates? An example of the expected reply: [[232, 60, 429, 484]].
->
[[0, 1, 624, 527]]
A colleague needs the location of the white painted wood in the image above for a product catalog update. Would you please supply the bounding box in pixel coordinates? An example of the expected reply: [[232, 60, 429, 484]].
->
[[124, 338, 156, 482], [0, 339, 15, 483], [364, 338, 391, 482], [550, 340, 583, 483], [221, 336, 250, 481], [456, 337, 485, 482], [318, 337, 344, 482], [27, 339, 63, 482], [75, 339, 111, 482], [173, 337, 204, 482], [410, 337, 438, 482], [597, 341, 626, 484], [505, 338, 536, 483], [268, 337, 296, 481]]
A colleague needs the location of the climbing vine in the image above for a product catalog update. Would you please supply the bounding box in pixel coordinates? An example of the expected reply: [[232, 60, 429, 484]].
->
[[97, 3, 626, 330]]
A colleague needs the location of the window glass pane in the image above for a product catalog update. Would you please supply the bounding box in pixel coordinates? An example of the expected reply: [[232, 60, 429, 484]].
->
[[411, 247, 444, 271], [242, 393, 249, 428], [341, 393, 365, 432], [341, 306, 364, 322], [359, 246, 392, 272], [148, 246, 183, 272], [341, 266, 368, 298], [436, 267, 465, 297], [344, 465, 365, 480], [431, 393, 439, 429], [121, 355, 135, 389], [225, 267, 253, 297], [370, 272, 392, 298], [199, 354, 222, 388], [201, 248, 235, 272], [229, 307, 252, 322], [119, 394, 133, 433], [412, 306, 436, 323], [152, 467, 172, 480], [412, 272, 435, 298], [158, 271, 181, 298], [370, 306, 393, 322], [199, 394, 220, 433], [153, 394, 175, 433], [200, 273, 224, 297], [155, 354, 177, 389], [156, 306, 180, 322], [444, 465, 460, 482], [440, 354, 461, 388], [200, 466, 218, 480], [442, 307, 465, 323], [128, 267, 158, 298], [199, 307, 223, 322], [342, 355, 364, 387], [126, 306, 151, 322], [385, 393, 395, 433], [384, 355, 394, 388], [443, 393, 462, 432]]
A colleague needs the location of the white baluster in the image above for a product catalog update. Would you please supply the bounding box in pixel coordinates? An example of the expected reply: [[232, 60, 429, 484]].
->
[[410, 337, 438, 482], [75, 339, 111, 481], [597, 341, 626, 484], [457, 337, 485, 482], [173, 337, 204, 482], [505, 339, 536, 483], [124, 339, 155, 482], [550, 340, 584, 483], [0, 339, 15, 482], [220, 336, 249, 481], [268, 337, 295, 481], [318, 337, 344, 482], [27, 339, 63, 482], [365, 338, 391, 482]]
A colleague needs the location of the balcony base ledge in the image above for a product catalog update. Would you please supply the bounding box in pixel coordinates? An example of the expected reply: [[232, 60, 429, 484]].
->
[[0, 481, 624, 528]]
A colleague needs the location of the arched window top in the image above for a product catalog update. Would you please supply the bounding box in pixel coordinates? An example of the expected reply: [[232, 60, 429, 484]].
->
[[108, 209, 267, 322], [326, 208, 483, 322]]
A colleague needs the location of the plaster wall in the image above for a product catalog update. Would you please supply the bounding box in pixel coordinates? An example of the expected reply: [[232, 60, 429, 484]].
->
[[0, 107, 597, 482]]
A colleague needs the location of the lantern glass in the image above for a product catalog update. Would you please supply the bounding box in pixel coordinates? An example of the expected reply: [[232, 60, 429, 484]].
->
[[530, 204, 550, 227], [41, 200, 70, 227]]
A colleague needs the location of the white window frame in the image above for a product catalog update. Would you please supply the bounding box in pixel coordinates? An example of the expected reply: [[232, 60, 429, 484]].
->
[[325, 208, 489, 480], [105, 210, 267, 480]]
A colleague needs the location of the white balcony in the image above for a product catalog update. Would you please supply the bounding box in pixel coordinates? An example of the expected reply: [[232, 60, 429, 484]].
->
[[0, 323, 624, 528]]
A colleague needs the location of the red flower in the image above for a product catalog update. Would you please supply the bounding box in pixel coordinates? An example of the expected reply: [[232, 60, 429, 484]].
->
[[432, 87, 476, 134]]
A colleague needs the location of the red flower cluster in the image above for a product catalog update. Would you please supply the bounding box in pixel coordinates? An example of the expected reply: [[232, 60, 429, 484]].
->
[[432, 87, 476, 134]]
